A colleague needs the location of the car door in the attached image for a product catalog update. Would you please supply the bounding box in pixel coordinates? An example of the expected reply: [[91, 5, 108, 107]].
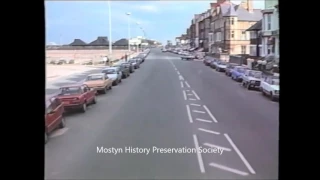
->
[[104, 74, 111, 86], [46, 100, 62, 132], [83, 85, 93, 102]]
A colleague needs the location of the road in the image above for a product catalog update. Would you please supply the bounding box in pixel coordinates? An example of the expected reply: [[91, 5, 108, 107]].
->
[[45, 49, 279, 179]]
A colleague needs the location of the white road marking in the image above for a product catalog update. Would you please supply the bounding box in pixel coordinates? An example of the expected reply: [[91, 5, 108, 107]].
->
[[189, 98, 197, 101], [185, 81, 191, 88], [203, 143, 231, 152], [179, 75, 184, 80], [186, 105, 193, 123], [187, 93, 193, 96], [203, 105, 218, 123], [50, 128, 69, 138], [190, 103, 201, 106], [224, 134, 256, 174], [185, 90, 190, 92], [183, 90, 187, 100], [198, 128, 220, 135], [193, 134, 205, 173], [192, 90, 201, 100], [177, 71, 180, 75], [180, 81, 184, 88], [195, 118, 212, 123], [174, 68, 177, 71], [209, 162, 249, 176], [192, 110, 206, 114]]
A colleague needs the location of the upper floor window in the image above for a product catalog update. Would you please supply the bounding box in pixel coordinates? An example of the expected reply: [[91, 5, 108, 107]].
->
[[267, 14, 271, 30], [231, 18, 234, 25], [231, 31, 234, 38]]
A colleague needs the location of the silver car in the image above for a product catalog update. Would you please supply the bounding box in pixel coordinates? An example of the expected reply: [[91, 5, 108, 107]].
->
[[101, 67, 122, 86]]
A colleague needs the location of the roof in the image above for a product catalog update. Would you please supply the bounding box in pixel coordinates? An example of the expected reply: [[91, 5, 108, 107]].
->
[[89, 36, 109, 46], [219, 2, 262, 21], [69, 39, 87, 46], [246, 20, 262, 31], [113, 38, 128, 46]]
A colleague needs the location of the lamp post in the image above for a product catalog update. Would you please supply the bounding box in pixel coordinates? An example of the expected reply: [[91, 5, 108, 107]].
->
[[126, 12, 131, 55], [107, 1, 112, 63]]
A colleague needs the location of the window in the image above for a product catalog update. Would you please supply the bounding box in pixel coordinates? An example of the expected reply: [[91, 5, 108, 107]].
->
[[241, 45, 246, 54], [267, 14, 271, 30], [231, 18, 234, 25], [250, 31, 257, 39], [231, 31, 234, 38], [241, 31, 246, 40]]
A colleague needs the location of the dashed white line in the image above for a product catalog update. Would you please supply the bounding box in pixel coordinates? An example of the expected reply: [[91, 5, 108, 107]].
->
[[189, 98, 197, 101], [190, 103, 201, 107], [186, 105, 193, 123], [198, 128, 220, 135], [192, 110, 206, 114], [179, 75, 184, 80], [203, 105, 218, 123], [224, 134, 256, 174], [192, 90, 201, 100], [183, 90, 187, 100], [177, 71, 180, 75], [203, 143, 231, 152], [209, 162, 249, 176], [195, 118, 212, 123], [180, 81, 184, 88], [193, 134, 206, 173], [185, 81, 191, 88], [185, 90, 190, 92]]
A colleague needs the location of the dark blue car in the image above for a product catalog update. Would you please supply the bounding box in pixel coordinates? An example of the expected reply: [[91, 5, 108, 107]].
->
[[231, 66, 248, 82]]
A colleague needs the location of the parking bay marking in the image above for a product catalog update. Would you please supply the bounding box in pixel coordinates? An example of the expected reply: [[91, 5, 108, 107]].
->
[[189, 98, 197, 101], [179, 75, 184, 80], [224, 133, 256, 174], [209, 162, 249, 176], [203, 142, 231, 152], [183, 90, 187, 100], [203, 105, 218, 123], [192, 110, 206, 114], [192, 90, 201, 100], [50, 128, 69, 138], [180, 81, 184, 88], [190, 103, 201, 107], [195, 118, 212, 123], [193, 134, 206, 173], [198, 128, 220, 135], [185, 81, 191, 88], [186, 105, 193, 123]]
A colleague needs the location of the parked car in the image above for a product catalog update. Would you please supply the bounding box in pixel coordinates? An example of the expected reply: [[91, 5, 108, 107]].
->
[[162, 49, 167, 52], [181, 54, 195, 61], [83, 73, 113, 93], [102, 67, 122, 86], [45, 96, 66, 143], [128, 59, 140, 69], [57, 59, 67, 65], [216, 61, 228, 72], [122, 62, 135, 73], [260, 76, 280, 101], [56, 84, 97, 113], [225, 63, 239, 76], [113, 63, 130, 78], [241, 70, 263, 90], [203, 57, 214, 66], [49, 60, 57, 64], [231, 66, 248, 82], [209, 59, 220, 69]]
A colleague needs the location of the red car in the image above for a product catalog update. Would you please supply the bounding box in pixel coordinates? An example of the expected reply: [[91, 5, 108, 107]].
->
[[45, 96, 66, 143], [57, 84, 97, 113]]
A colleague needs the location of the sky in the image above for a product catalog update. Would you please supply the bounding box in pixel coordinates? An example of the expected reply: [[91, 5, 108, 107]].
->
[[45, 0, 265, 45]]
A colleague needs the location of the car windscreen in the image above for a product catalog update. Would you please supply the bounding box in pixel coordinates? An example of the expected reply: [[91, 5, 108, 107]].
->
[[128, 60, 136, 63], [218, 62, 227, 65], [248, 71, 262, 78], [102, 69, 117, 74], [86, 75, 104, 81], [236, 68, 245, 73], [59, 87, 81, 95]]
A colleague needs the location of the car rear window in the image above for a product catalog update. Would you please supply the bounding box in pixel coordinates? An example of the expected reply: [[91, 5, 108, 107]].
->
[[102, 69, 116, 74], [86, 75, 104, 81], [60, 87, 82, 95]]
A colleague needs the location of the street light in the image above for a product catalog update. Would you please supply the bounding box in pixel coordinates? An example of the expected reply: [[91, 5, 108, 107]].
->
[[126, 12, 131, 54], [107, 1, 112, 63]]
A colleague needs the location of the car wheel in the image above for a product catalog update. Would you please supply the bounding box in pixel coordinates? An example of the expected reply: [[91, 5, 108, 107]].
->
[[92, 96, 97, 104], [242, 82, 245, 87], [270, 92, 276, 101], [119, 79, 122, 83], [247, 83, 252, 90], [80, 103, 87, 113], [108, 85, 112, 90], [59, 117, 66, 128], [101, 87, 107, 94]]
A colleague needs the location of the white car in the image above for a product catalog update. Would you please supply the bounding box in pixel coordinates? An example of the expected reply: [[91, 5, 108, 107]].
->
[[215, 62, 228, 72], [241, 70, 263, 90], [101, 67, 122, 86], [260, 76, 279, 101]]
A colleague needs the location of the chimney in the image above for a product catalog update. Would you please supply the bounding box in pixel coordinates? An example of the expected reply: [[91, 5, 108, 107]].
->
[[240, 0, 253, 12]]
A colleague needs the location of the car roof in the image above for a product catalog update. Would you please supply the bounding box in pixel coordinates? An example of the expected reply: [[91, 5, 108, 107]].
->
[[88, 73, 105, 76], [103, 67, 117, 70]]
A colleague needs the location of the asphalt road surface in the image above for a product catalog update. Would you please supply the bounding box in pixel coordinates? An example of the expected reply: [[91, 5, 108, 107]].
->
[[45, 49, 279, 179]]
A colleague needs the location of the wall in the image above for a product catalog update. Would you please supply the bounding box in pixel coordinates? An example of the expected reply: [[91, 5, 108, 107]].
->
[[265, 0, 278, 9]]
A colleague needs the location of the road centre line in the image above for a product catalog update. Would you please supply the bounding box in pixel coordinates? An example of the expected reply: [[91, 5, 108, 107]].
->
[[177, 71, 180, 75], [195, 118, 212, 123], [183, 90, 187, 100], [190, 103, 201, 106], [203, 143, 231, 152], [192, 110, 206, 113], [198, 128, 220, 135], [180, 81, 184, 88], [203, 105, 218, 123], [193, 134, 206, 173], [192, 90, 201, 100], [224, 134, 256, 174], [179, 75, 184, 80], [185, 81, 191, 88], [186, 105, 193, 123], [209, 162, 249, 176]]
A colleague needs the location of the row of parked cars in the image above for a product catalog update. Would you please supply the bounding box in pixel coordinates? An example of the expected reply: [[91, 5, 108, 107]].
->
[[203, 57, 280, 101], [162, 48, 202, 60], [45, 49, 151, 143]]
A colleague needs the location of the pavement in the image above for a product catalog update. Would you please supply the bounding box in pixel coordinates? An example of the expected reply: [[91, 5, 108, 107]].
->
[[45, 49, 278, 179]]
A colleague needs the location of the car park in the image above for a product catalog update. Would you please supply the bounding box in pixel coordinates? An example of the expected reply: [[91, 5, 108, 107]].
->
[[113, 63, 130, 78], [260, 76, 280, 101], [45, 96, 66, 143], [225, 63, 239, 76], [83, 73, 113, 93], [215, 61, 228, 72], [57, 84, 97, 113], [231, 66, 248, 82], [241, 70, 263, 90], [102, 67, 122, 86]]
